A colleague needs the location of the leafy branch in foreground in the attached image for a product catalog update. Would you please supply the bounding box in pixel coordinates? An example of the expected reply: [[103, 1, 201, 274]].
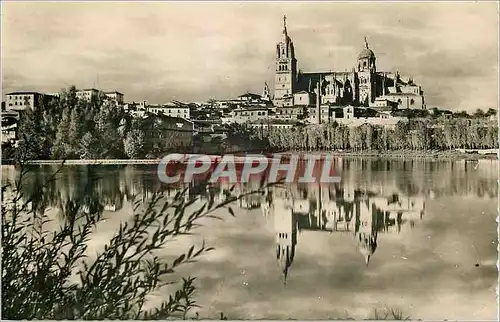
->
[[1, 160, 274, 320]]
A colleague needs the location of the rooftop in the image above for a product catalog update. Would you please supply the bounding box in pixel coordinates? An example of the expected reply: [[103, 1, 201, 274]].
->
[[236, 105, 269, 111], [238, 92, 262, 99], [6, 91, 41, 95], [384, 92, 419, 97]]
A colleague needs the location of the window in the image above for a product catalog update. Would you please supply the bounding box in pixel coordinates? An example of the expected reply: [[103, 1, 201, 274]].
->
[[410, 99, 415, 105]]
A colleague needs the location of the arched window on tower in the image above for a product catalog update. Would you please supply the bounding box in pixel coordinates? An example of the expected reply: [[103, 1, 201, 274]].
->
[[363, 61, 367, 68]]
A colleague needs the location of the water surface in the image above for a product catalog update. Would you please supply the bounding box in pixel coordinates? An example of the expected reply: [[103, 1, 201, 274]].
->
[[2, 158, 498, 320]]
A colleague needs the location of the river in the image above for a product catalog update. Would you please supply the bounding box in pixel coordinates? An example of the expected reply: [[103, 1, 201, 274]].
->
[[2, 158, 498, 320]]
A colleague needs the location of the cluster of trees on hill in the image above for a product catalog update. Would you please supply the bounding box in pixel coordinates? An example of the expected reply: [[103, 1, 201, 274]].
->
[[254, 119, 498, 152], [7, 86, 193, 161]]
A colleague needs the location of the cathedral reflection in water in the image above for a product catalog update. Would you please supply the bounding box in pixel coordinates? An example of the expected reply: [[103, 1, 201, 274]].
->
[[115, 175, 425, 285], [212, 181, 425, 285]]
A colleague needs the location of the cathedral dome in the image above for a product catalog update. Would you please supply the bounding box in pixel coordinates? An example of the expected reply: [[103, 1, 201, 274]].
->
[[358, 37, 375, 59], [358, 47, 375, 59]]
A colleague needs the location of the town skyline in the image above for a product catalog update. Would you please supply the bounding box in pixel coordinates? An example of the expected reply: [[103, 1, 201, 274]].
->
[[2, 1, 498, 111]]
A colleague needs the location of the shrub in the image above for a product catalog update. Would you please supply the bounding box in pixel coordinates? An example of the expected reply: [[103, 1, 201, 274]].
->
[[1, 161, 267, 319]]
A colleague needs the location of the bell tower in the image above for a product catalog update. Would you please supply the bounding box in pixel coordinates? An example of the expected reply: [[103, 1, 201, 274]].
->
[[274, 196, 297, 286], [354, 201, 378, 266], [274, 15, 297, 107], [357, 37, 376, 106]]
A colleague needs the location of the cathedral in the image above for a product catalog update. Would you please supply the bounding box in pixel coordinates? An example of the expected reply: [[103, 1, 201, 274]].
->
[[272, 16, 426, 111]]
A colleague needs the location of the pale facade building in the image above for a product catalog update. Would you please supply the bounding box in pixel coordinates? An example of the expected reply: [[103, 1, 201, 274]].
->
[[104, 91, 124, 104], [5, 91, 57, 111], [221, 106, 270, 124], [148, 103, 190, 119], [76, 88, 99, 102]]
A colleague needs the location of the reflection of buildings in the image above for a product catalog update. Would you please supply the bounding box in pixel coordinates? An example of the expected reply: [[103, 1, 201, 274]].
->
[[192, 181, 426, 285], [260, 182, 426, 285]]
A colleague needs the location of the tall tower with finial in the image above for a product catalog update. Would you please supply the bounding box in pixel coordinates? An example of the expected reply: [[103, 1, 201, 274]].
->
[[262, 82, 271, 101], [356, 37, 376, 106], [354, 200, 378, 266], [274, 15, 297, 107], [273, 194, 297, 286]]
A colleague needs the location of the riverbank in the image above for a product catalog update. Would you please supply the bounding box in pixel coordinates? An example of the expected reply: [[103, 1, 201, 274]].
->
[[2, 149, 497, 165], [289, 149, 498, 160]]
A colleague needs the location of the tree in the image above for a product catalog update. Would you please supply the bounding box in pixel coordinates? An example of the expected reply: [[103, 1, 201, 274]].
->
[[124, 129, 146, 159], [79, 132, 100, 160], [485, 108, 497, 117], [348, 126, 362, 151], [68, 108, 84, 157], [453, 110, 469, 118], [15, 109, 42, 160], [52, 109, 71, 159], [473, 109, 485, 118]]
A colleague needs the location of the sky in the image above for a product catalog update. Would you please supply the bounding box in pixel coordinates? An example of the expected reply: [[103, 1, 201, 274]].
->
[[1, 1, 499, 111]]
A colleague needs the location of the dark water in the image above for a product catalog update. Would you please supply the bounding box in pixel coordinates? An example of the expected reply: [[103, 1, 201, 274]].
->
[[2, 158, 498, 320]]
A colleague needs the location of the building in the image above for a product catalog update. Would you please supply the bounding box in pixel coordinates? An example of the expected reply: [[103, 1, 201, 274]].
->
[[1, 123, 17, 143], [145, 115, 195, 150], [5, 91, 57, 111], [272, 17, 426, 113], [330, 106, 408, 128], [272, 106, 304, 121], [221, 106, 270, 124], [238, 92, 263, 104], [104, 91, 124, 104], [248, 120, 299, 130], [148, 103, 191, 119], [262, 82, 272, 101], [257, 180, 427, 281], [215, 99, 242, 109], [76, 88, 99, 102]]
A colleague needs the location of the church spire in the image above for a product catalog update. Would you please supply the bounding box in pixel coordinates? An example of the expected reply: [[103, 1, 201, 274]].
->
[[364, 36, 369, 49], [283, 15, 287, 33]]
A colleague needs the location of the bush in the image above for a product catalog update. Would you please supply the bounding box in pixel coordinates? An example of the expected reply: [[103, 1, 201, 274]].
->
[[1, 161, 267, 319]]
